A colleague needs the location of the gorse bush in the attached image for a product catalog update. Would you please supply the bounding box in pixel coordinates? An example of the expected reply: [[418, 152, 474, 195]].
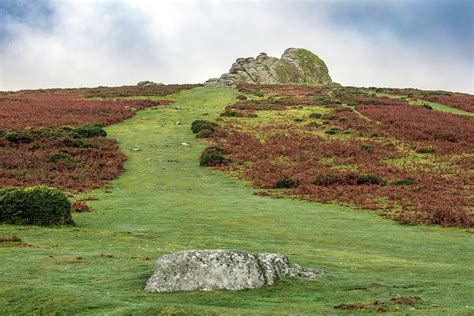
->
[[0, 186, 73, 226], [416, 146, 434, 154], [199, 146, 229, 167], [75, 123, 107, 138], [313, 173, 384, 186], [50, 150, 73, 163], [361, 143, 374, 153], [4, 131, 31, 144], [274, 178, 298, 189], [196, 129, 214, 138], [191, 120, 216, 134], [324, 128, 341, 135], [309, 113, 322, 119]]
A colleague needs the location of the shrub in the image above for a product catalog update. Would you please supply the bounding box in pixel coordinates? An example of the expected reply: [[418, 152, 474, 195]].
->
[[392, 177, 416, 186], [324, 128, 341, 135], [196, 129, 214, 138], [309, 113, 322, 119], [313, 173, 384, 186], [293, 118, 304, 122], [361, 143, 374, 153], [191, 120, 216, 134], [4, 131, 31, 144], [50, 150, 73, 163], [220, 111, 241, 117], [422, 103, 433, 110], [274, 178, 298, 189], [237, 95, 247, 100], [356, 173, 385, 185], [75, 123, 107, 138], [0, 186, 74, 226], [199, 146, 229, 166], [416, 146, 434, 154]]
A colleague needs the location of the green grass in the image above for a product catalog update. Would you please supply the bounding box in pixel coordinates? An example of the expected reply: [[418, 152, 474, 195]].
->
[[1, 86, 473, 315]]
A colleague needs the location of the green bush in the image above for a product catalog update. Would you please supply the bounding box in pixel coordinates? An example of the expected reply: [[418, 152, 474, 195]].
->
[[416, 146, 434, 154], [313, 173, 384, 186], [274, 178, 298, 189], [361, 143, 374, 153], [324, 128, 341, 135], [196, 129, 214, 138], [191, 120, 216, 134], [356, 174, 385, 185], [75, 123, 107, 138], [0, 186, 74, 226], [309, 113, 322, 119], [199, 146, 229, 167], [50, 150, 73, 163], [4, 131, 31, 144], [392, 178, 416, 186]]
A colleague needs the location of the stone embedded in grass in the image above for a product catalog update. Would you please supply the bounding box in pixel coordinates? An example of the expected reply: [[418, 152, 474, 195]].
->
[[131, 148, 142, 152], [144, 249, 320, 293]]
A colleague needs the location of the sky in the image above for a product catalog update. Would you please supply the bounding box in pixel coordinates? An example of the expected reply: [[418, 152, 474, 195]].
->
[[0, 0, 472, 93]]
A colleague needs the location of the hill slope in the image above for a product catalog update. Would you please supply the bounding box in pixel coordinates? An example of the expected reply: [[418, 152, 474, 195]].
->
[[1, 86, 473, 314]]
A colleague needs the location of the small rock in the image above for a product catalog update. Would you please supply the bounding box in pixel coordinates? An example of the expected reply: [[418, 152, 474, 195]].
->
[[131, 148, 142, 152], [175, 121, 182, 125], [180, 142, 190, 146]]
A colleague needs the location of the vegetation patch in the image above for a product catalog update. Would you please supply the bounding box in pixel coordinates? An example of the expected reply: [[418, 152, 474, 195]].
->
[[0, 186, 73, 226], [199, 146, 229, 167], [206, 84, 473, 227]]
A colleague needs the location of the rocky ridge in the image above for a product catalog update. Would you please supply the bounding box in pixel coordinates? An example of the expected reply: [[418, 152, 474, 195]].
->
[[205, 48, 332, 87]]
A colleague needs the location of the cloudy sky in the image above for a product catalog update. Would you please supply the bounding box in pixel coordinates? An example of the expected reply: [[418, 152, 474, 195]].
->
[[0, 0, 472, 92]]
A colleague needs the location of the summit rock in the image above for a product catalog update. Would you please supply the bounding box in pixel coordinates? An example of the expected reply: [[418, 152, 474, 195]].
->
[[205, 48, 332, 86]]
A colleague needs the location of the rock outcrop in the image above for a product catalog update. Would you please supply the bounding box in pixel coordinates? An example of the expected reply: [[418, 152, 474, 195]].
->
[[136, 81, 164, 86], [144, 249, 320, 293], [205, 48, 332, 87]]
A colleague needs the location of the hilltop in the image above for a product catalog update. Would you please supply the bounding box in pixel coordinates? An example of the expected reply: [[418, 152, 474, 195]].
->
[[206, 48, 332, 86]]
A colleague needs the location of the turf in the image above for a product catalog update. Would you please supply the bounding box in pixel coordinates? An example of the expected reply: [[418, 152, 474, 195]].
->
[[1, 87, 473, 315]]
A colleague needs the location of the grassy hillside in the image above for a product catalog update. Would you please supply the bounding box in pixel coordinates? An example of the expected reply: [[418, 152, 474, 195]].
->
[[1, 87, 473, 314]]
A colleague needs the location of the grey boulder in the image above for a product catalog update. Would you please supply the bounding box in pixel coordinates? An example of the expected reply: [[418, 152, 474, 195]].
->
[[144, 249, 320, 293]]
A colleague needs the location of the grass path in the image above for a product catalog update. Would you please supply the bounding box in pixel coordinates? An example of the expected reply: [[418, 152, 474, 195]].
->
[[1, 87, 473, 315]]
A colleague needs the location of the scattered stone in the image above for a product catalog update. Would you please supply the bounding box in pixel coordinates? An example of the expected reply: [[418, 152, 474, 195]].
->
[[175, 121, 182, 125], [144, 249, 320, 293], [180, 142, 190, 146], [131, 148, 142, 152], [205, 48, 332, 87]]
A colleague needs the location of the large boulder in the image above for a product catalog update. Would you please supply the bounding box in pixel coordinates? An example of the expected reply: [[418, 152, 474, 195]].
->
[[144, 249, 320, 293], [205, 48, 332, 87]]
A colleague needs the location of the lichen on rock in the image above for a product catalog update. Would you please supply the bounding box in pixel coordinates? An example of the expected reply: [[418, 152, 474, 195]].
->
[[205, 48, 332, 87], [144, 249, 321, 293]]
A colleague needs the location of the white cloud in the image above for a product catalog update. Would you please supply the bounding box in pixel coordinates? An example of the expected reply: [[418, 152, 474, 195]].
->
[[0, 0, 472, 93]]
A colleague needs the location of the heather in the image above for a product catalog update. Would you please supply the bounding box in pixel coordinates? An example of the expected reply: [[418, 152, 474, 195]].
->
[[206, 84, 474, 227], [1, 87, 472, 314], [0, 85, 193, 191]]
